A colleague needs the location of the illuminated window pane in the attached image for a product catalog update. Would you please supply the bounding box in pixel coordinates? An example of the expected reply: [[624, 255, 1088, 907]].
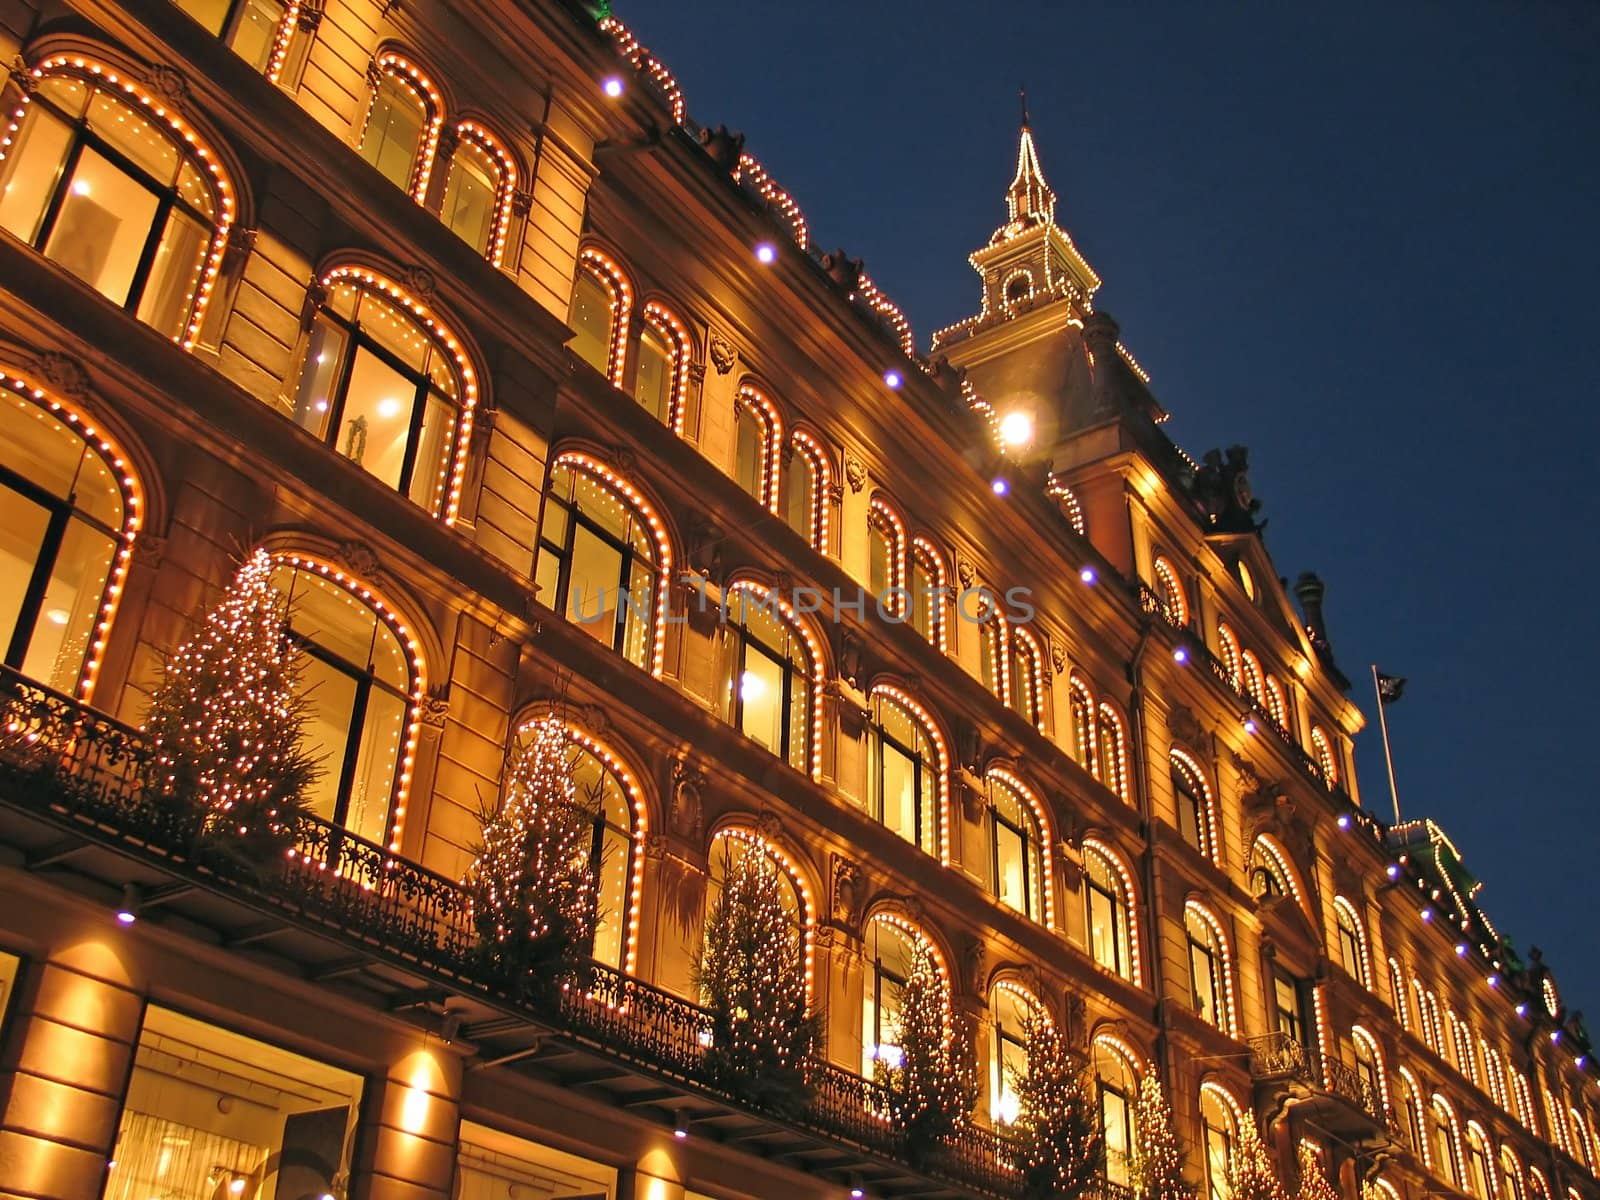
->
[[105, 1007, 361, 1200], [566, 742, 632, 970], [337, 349, 415, 490], [361, 75, 425, 190], [442, 138, 500, 255], [568, 271, 613, 374], [228, 0, 288, 71], [734, 408, 762, 498], [1190, 935, 1218, 1026], [43, 147, 161, 307], [781, 449, 812, 539], [910, 558, 935, 640], [456, 1122, 618, 1200], [0, 106, 73, 242], [634, 324, 673, 422], [868, 521, 892, 597], [19, 520, 115, 692], [737, 643, 784, 755], [1102, 1085, 1133, 1185], [86, 91, 178, 184], [135, 207, 210, 339], [877, 739, 916, 845]]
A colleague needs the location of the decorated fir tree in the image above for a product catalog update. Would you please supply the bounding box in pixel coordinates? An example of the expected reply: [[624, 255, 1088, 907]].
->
[[878, 940, 978, 1165], [1227, 1115, 1288, 1200], [1009, 1015, 1104, 1200], [142, 548, 318, 865], [692, 842, 817, 1111], [1294, 1142, 1339, 1200], [1132, 1072, 1195, 1200], [464, 715, 597, 996]]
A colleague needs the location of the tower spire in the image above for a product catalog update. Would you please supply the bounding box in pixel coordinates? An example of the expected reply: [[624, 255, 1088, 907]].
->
[[1006, 105, 1055, 229]]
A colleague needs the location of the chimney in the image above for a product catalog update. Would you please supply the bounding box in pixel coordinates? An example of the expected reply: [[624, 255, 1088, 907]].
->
[[1294, 572, 1330, 651]]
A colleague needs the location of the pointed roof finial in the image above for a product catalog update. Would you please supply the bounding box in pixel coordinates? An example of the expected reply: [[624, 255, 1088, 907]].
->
[[1006, 97, 1055, 229]]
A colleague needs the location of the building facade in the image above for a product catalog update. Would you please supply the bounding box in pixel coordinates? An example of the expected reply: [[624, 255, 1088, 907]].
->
[[0, 1, 1591, 1198]]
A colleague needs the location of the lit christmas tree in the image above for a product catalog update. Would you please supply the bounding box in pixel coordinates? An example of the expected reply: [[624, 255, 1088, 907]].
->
[[464, 715, 597, 997], [693, 840, 817, 1112], [142, 548, 318, 865], [1294, 1141, 1339, 1200], [1227, 1114, 1288, 1200], [879, 940, 977, 1165], [1132, 1073, 1195, 1200], [1009, 1015, 1104, 1200]]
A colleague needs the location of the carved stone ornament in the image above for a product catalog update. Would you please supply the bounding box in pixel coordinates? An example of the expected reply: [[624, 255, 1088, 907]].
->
[[963, 939, 987, 997], [337, 540, 382, 580], [132, 533, 167, 568], [295, 0, 325, 33], [611, 445, 638, 474], [757, 808, 784, 844], [831, 858, 860, 925], [956, 559, 977, 589], [1051, 644, 1068, 676], [901, 894, 924, 924], [708, 334, 736, 375], [837, 629, 864, 688], [510, 189, 533, 217], [1054, 843, 1083, 891], [221, 227, 258, 277], [828, 482, 844, 505], [419, 693, 449, 729], [433, 125, 461, 160], [669, 757, 705, 841], [685, 512, 724, 578], [955, 720, 982, 773], [844, 456, 867, 493], [1168, 702, 1204, 748], [687, 360, 707, 385], [401, 265, 437, 301], [643, 833, 668, 861], [1064, 994, 1088, 1049], [9, 58, 38, 95], [959, 776, 985, 824], [29, 351, 89, 398], [142, 63, 189, 106]]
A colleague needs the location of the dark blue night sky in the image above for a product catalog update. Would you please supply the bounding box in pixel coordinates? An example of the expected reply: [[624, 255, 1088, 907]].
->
[[615, 3, 1600, 1003]]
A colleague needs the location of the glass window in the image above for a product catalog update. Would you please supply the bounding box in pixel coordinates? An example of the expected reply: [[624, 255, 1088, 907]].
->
[[990, 986, 1037, 1126], [1101, 1079, 1134, 1186], [862, 919, 916, 1077], [1188, 911, 1222, 1027], [360, 73, 426, 191], [867, 696, 938, 856], [1273, 971, 1306, 1046], [569, 268, 614, 376], [1172, 760, 1207, 855], [535, 462, 658, 670], [634, 323, 674, 423], [980, 618, 1004, 698], [105, 1006, 361, 1200], [1096, 708, 1125, 798], [1354, 1036, 1382, 1110], [1085, 849, 1132, 981], [868, 514, 894, 599], [456, 1121, 618, 1200], [0, 77, 220, 340], [730, 591, 809, 773], [991, 779, 1043, 921], [734, 405, 764, 500], [909, 551, 939, 642], [174, 0, 289, 73], [565, 738, 632, 970], [1069, 682, 1094, 765], [0, 385, 125, 694], [276, 564, 410, 846], [291, 280, 464, 514], [781, 446, 812, 541], [1431, 1103, 1462, 1185], [1009, 635, 1039, 724], [1337, 907, 1363, 981], [441, 136, 501, 256], [1201, 1091, 1235, 1200]]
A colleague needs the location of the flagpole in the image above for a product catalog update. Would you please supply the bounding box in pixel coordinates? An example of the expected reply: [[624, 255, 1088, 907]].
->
[[1371, 664, 1402, 825]]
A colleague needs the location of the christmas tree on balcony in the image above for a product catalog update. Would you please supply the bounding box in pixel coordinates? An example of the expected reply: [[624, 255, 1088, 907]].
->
[[1132, 1073, 1195, 1200], [464, 714, 597, 997], [879, 940, 977, 1165], [1009, 1015, 1103, 1200], [693, 841, 818, 1112], [143, 548, 318, 868], [1227, 1114, 1288, 1200], [1294, 1142, 1339, 1200]]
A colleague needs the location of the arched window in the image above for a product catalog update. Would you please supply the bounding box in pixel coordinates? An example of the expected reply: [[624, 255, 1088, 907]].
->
[[707, 829, 811, 995], [1500, 1147, 1526, 1200], [1431, 1096, 1465, 1186], [1264, 675, 1288, 729], [1397, 1069, 1428, 1166], [569, 249, 630, 385], [534, 454, 667, 674], [990, 982, 1045, 1126], [1217, 623, 1242, 690], [862, 916, 944, 1078], [358, 55, 442, 197], [1240, 650, 1265, 704], [866, 687, 944, 858], [1466, 1123, 1496, 1199], [293, 268, 474, 517], [555, 727, 640, 972], [1451, 1014, 1478, 1083], [787, 430, 833, 554], [1310, 726, 1339, 785], [1513, 1072, 1537, 1132], [1481, 1041, 1507, 1110], [726, 581, 820, 778], [1152, 556, 1188, 627], [272, 558, 421, 851], [1352, 1027, 1388, 1113], [1093, 1036, 1140, 1187], [1200, 1084, 1241, 1200], [442, 121, 515, 263], [867, 496, 906, 614], [1529, 1168, 1551, 1200], [1413, 982, 1441, 1051], [0, 377, 139, 699], [1084, 841, 1137, 984], [1569, 1109, 1592, 1171], [1069, 674, 1095, 767], [1334, 897, 1371, 987], [174, 0, 296, 76], [988, 770, 1048, 924], [909, 536, 947, 649], [1095, 702, 1129, 801], [1009, 626, 1046, 729], [1046, 478, 1086, 537], [1186, 903, 1235, 1034], [1170, 750, 1215, 859], [1389, 958, 1410, 1029], [1248, 836, 1305, 911], [979, 606, 1009, 703], [733, 385, 781, 511], [635, 302, 688, 429], [0, 60, 234, 344]]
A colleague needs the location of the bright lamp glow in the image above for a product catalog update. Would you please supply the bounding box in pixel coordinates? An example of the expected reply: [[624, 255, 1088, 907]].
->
[[739, 670, 766, 702], [999, 410, 1034, 447], [602, 76, 624, 98], [883, 369, 903, 389], [991, 477, 1009, 496], [1172, 647, 1188, 665], [1079, 566, 1097, 585], [754, 242, 777, 265]]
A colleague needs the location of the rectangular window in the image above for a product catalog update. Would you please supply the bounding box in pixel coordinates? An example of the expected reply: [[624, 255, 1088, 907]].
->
[[737, 641, 785, 757], [1177, 787, 1203, 851], [994, 819, 1025, 915], [1274, 972, 1306, 1045], [1102, 1084, 1132, 1185], [568, 272, 612, 375], [1205, 1123, 1232, 1200], [734, 411, 762, 499], [105, 1007, 361, 1200], [876, 737, 917, 847], [1191, 941, 1218, 1025], [634, 326, 673, 423], [1089, 884, 1118, 974], [441, 141, 499, 256], [456, 1121, 618, 1200]]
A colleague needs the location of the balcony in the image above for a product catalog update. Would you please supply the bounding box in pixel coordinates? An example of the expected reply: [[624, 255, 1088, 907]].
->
[[0, 665, 1130, 1199], [1248, 1032, 1395, 1143]]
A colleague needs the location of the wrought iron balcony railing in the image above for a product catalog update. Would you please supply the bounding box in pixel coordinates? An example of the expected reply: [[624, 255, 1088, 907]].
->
[[1247, 1032, 1384, 1124], [0, 663, 1133, 1197]]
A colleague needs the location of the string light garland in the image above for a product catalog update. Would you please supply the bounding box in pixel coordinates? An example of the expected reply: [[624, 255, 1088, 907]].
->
[[641, 300, 693, 434], [596, 16, 685, 124], [710, 826, 816, 995], [867, 495, 909, 615], [576, 247, 633, 388], [366, 54, 445, 202], [734, 152, 809, 250], [876, 931, 975, 1158], [1226, 1113, 1288, 1200], [1008, 1013, 1102, 1196], [735, 383, 784, 512], [454, 120, 518, 267], [789, 427, 833, 553], [1169, 748, 1219, 866], [909, 535, 949, 652]]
